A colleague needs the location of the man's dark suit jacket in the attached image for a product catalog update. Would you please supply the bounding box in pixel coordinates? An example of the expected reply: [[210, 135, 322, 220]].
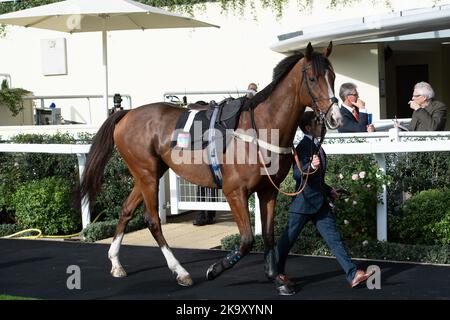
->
[[337, 106, 369, 133], [409, 100, 448, 131], [289, 136, 332, 214]]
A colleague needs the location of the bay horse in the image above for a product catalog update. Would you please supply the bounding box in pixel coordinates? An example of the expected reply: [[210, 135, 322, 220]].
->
[[81, 42, 342, 287]]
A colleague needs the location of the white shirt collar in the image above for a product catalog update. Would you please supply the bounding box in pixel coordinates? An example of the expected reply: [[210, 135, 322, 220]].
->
[[343, 102, 367, 114], [304, 134, 319, 146], [342, 103, 354, 114]]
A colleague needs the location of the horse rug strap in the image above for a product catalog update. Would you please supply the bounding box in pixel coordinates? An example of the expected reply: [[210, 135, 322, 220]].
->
[[232, 131, 292, 154], [176, 110, 199, 148], [208, 103, 223, 188], [183, 110, 199, 132]]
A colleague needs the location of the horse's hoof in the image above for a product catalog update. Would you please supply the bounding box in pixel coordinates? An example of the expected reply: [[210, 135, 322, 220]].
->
[[206, 262, 222, 281], [177, 274, 194, 287], [111, 267, 127, 278]]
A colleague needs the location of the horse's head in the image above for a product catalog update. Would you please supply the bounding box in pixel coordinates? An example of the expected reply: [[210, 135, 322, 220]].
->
[[300, 42, 342, 130]]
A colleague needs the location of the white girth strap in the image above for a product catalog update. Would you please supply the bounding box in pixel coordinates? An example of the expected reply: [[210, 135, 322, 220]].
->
[[183, 110, 200, 132], [232, 131, 292, 154]]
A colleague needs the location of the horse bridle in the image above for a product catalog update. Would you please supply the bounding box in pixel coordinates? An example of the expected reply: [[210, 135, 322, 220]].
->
[[300, 64, 340, 155], [301, 65, 339, 135]]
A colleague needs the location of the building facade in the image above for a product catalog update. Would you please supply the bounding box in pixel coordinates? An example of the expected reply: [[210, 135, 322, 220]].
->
[[0, 0, 449, 128]]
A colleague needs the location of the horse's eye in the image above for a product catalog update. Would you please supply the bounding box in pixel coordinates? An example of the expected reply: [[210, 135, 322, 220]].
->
[[309, 76, 316, 82]]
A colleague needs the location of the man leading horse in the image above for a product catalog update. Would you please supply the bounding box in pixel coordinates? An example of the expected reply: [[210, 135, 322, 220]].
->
[[81, 42, 342, 288]]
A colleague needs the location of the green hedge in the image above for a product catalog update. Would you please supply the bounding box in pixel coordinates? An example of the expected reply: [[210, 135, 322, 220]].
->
[[0, 223, 22, 237], [390, 189, 450, 245], [93, 150, 136, 221], [11, 177, 80, 235], [82, 213, 146, 242], [386, 150, 450, 214], [327, 154, 390, 242], [0, 133, 135, 226], [0, 133, 84, 219]]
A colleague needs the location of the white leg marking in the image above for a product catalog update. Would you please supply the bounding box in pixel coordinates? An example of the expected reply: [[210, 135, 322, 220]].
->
[[108, 233, 127, 277], [161, 246, 193, 286], [161, 246, 188, 276]]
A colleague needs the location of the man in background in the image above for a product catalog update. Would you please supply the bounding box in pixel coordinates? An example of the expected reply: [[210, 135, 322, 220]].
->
[[408, 82, 447, 131], [338, 83, 375, 133]]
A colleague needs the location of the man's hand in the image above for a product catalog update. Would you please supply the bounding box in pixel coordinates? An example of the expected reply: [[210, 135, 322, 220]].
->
[[330, 188, 340, 199], [311, 154, 320, 169], [367, 124, 375, 132], [352, 98, 366, 110], [409, 100, 421, 111]]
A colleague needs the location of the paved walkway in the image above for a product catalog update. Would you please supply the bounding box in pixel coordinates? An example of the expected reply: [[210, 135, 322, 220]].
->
[[96, 211, 239, 249], [2, 238, 450, 301]]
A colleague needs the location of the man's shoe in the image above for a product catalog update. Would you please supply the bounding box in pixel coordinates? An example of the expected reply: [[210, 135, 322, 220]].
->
[[276, 274, 295, 287], [350, 268, 375, 288], [275, 274, 295, 296], [206, 212, 216, 225], [276, 283, 295, 296], [193, 212, 207, 226]]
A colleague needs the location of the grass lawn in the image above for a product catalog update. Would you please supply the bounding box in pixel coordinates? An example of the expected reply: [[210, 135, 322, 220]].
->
[[0, 295, 37, 300]]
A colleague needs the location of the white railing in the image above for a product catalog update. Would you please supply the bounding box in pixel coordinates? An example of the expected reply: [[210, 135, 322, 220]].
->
[[0, 124, 100, 141], [1, 128, 449, 241], [22, 94, 132, 125], [320, 129, 450, 241]]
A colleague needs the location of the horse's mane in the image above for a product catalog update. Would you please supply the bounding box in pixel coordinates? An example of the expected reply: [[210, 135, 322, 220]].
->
[[244, 51, 331, 110]]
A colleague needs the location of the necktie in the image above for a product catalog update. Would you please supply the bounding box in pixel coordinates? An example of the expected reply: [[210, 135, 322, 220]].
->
[[313, 139, 326, 172], [352, 109, 360, 122], [318, 147, 326, 173]]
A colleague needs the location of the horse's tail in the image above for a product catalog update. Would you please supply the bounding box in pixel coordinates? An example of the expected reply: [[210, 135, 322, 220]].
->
[[80, 110, 129, 205]]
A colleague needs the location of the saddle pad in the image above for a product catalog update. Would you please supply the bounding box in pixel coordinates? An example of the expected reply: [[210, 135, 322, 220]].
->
[[171, 106, 241, 152], [205, 98, 244, 122]]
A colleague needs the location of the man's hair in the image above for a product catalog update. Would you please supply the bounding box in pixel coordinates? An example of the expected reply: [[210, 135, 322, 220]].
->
[[300, 111, 317, 133], [247, 82, 257, 90], [339, 82, 357, 101], [414, 81, 435, 100]]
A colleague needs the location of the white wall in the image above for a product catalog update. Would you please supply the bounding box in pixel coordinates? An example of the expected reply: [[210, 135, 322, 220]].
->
[[332, 43, 381, 122], [1, 0, 449, 125]]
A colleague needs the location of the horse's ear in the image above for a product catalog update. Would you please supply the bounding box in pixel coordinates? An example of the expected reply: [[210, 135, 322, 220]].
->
[[305, 42, 313, 61], [323, 41, 333, 57]]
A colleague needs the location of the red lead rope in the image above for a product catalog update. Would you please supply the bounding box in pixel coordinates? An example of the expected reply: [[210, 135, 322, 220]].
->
[[258, 147, 318, 197]]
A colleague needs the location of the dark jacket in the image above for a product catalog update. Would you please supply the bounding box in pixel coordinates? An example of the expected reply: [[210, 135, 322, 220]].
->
[[337, 105, 369, 133], [409, 100, 448, 131], [289, 136, 333, 214]]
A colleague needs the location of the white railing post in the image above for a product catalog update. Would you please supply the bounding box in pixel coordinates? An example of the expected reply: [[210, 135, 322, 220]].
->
[[389, 127, 400, 142], [76, 153, 91, 230], [254, 193, 262, 235], [374, 153, 387, 242]]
